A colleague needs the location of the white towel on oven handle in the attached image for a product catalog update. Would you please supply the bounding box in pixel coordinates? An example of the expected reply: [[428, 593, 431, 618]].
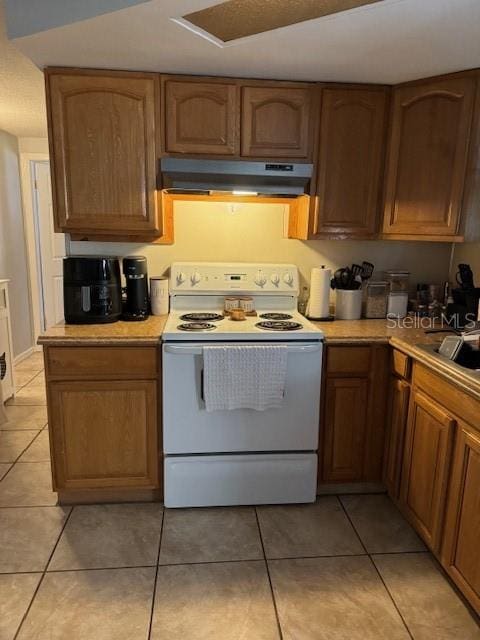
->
[[203, 345, 288, 412]]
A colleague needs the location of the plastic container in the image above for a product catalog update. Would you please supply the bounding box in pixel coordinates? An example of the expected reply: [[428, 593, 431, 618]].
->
[[335, 290, 362, 320], [385, 270, 410, 292], [364, 281, 388, 318], [387, 292, 408, 318]]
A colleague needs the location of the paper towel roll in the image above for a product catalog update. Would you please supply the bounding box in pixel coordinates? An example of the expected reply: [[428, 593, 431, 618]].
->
[[307, 266, 331, 319], [150, 277, 169, 316]]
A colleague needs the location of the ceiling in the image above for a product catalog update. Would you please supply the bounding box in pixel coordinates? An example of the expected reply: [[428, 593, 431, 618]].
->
[[0, 2, 47, 137], [8, 0, 480, 84], [2, 0, 480, 138]]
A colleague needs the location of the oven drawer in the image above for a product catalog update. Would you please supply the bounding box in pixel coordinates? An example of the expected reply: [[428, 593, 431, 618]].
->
[[164, 453, 317, 507]]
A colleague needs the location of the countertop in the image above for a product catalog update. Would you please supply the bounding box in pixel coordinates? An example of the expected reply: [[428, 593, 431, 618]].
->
[[37, 315, 169, 346], [38, 316, 480, 400]]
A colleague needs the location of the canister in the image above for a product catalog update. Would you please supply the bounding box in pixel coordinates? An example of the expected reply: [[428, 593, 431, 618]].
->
[[149, 276, 169, 316]]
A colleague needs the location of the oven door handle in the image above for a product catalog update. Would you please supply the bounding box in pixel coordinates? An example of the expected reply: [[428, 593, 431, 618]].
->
[[164, 343, 322, 355]]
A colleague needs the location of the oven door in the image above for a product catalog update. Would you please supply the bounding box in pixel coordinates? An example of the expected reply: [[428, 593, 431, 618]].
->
[[162, 341, 322, 454]]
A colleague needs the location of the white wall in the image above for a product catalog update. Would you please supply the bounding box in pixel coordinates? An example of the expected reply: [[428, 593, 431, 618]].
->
[[0, 130, 33, 357], [70, 200, 453, 295]]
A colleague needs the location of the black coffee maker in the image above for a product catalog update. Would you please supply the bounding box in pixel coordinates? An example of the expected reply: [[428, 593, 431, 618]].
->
[[122, 256, 149, 321]]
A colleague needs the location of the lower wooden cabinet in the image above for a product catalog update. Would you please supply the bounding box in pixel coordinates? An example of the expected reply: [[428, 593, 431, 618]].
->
[[442, 423, 480, 614], [320, 344, 389, 485], [49, 379, 158, 491], [323, 377, 368, 481], [400, 388, 455, 552], [384, 376, 410, 499], [44, 345, 161, 502]]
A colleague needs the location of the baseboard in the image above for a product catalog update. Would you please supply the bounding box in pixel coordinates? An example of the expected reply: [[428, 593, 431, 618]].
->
[[13, 347, 34, 365], [317, 482, 386, 495]]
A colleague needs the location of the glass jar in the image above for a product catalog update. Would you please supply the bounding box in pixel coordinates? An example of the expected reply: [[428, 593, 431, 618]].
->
[[385, 270, 410, 292], [364, 281, 388, 318]]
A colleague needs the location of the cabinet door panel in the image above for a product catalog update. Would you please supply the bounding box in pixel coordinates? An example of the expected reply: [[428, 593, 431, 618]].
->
[[241, 86, 313, 158], [401, 389, 455, 551], [49, 380, 158, 490], [48, 72, 160, 235], [383, 77, 475, 237], [323, 378, 368, 482], [384, 377, 410, 499], [165, 81, 238, 155], [442, 424, 480, 614], [315, 89, 387, 235]]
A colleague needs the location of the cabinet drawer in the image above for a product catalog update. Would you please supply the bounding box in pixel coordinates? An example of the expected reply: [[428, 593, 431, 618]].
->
[[326, 346, 371, 375], [46, 346, 158, 379], [392, 349, 411, 380]]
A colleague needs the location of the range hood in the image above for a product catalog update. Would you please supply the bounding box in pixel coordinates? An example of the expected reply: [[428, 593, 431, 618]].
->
[[160, 158, 313, 196]]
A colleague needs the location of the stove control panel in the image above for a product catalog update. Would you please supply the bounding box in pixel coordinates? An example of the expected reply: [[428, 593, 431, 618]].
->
[[170, 262, 299, 295]]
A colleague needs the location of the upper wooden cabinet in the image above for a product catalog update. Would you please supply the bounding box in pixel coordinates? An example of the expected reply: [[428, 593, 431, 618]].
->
[[314, 88, 388, 236], [241, 86, 314, 159], [383, 76, 476, 239], [164, 80, 239, 155], [46, 69, 161, 236]]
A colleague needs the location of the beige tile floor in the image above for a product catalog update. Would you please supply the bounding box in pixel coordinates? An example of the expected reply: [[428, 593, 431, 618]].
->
[[0, 352, 479, 639]]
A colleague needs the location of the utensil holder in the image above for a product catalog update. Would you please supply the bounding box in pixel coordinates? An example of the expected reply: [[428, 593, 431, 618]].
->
[[335, 290, 362, 320]]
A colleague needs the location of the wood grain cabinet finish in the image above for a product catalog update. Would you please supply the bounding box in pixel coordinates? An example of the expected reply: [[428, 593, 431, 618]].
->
[[241, 86, 313, 159], [383, 76, 476, 238], [400, 389, 455, 552], [442, 423, 480, 615], [322, 377, 369, 482], [384, 376, 410, 500], [46, 70, 161, 236], [314, 88, 388, 236], [165, 80, 238, 155], [48, 379, 159, 491]]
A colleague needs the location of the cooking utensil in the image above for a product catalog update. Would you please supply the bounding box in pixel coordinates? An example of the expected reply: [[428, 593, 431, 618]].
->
[[361, 261, 374, 281], [331, 267, 361, 290], [351, 264, 363, 279]]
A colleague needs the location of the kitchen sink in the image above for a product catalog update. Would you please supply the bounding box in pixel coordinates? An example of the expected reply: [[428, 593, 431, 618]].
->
[[416, 344, 480, 379]]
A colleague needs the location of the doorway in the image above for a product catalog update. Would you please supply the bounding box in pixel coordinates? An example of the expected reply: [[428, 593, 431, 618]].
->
[[20, 156, 66, 343]]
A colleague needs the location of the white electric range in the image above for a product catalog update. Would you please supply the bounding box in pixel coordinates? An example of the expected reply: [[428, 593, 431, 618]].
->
[[162, 262, 324, 508]]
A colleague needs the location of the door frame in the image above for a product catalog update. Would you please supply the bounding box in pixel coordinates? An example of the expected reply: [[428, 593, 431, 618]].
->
[[19, 153, 67, 348]]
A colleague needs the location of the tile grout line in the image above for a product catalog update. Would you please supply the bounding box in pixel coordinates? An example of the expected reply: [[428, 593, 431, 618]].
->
[[254, 507, 284, 640], [0, 429, 46, 483], [147, 508, 165, 640], [13, 504, 74, 640], [336, 496, 415, 640]]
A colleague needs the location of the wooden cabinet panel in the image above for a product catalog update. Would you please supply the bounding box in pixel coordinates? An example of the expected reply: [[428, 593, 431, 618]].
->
[[442, 424, 480, 615], [314, 88, 387, 236], [241, 86, 313, 158], [384, 376, 410, 499], [323, 377, 368, 482], [383, 76, 476, 238], [165, 80, 238, 155], [47, 70, 160, 236], [401, 389, 455, 552], [326, 346, 371, 375], [46, 346, 158, 380], [391, 349, 411, 380], [49, 379, 159, 490]]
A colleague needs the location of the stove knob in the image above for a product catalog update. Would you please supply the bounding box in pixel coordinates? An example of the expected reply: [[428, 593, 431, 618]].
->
[[271, 273, 280, 286], [176, 272, 186, 285], [254, 271, 267, 287], [283, 272, 294, 286], [190, 271, 202, 286]]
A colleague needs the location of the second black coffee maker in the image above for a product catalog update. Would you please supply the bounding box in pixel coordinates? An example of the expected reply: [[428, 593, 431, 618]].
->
[[122, 256, 149, 321]]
